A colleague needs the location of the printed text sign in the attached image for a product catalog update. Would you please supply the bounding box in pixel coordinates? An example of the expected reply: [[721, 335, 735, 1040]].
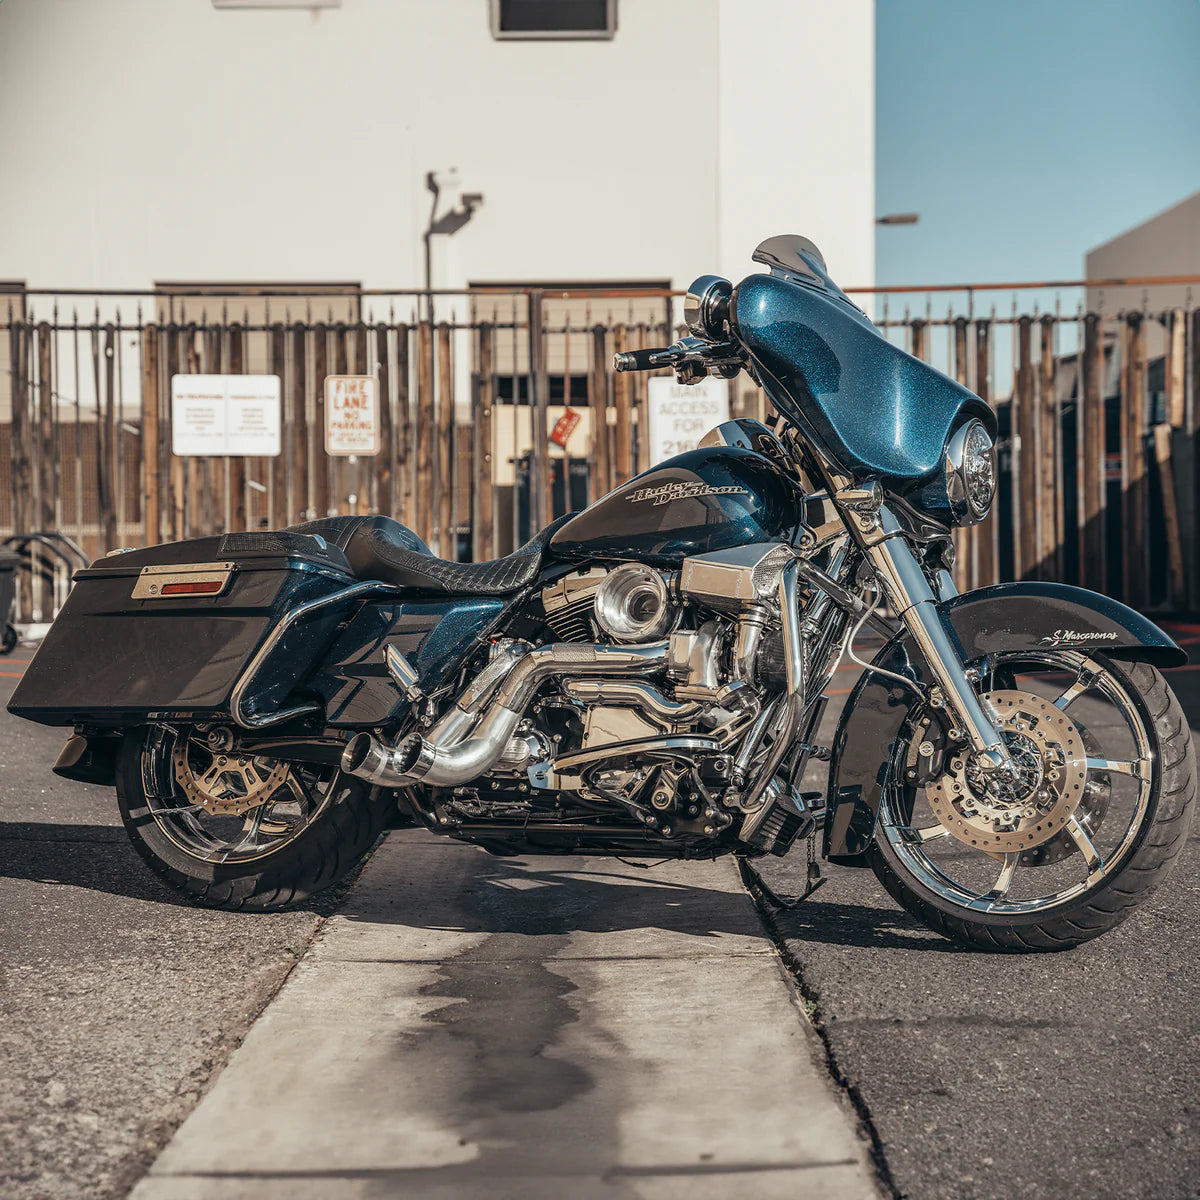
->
[[325, 375, 380, 456], [171, 375, 281, 457], [646, 376, 729, 465]]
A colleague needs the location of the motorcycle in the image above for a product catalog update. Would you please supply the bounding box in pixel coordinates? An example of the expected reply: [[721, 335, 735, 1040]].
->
[[10, 235, 1195, 950]]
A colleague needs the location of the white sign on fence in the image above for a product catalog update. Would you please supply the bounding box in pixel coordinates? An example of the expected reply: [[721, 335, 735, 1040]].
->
[[324, 375, 380, 456], [171, 375, 281, 457], [646, 375, 730, 465]]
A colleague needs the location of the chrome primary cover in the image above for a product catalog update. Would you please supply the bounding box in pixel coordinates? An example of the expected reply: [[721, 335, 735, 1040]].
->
[[926, 690, 1087, 855]]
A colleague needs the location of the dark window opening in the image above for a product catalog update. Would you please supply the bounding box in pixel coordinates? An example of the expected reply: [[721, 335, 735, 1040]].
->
[[492, 0, 615, 39]]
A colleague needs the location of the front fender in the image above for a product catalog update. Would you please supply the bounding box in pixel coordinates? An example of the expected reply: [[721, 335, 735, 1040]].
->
[[823, 582, 1187, 863]]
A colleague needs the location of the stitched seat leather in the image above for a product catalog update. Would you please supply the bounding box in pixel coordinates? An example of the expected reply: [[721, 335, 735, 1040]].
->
[[285, 514, 574, 597]]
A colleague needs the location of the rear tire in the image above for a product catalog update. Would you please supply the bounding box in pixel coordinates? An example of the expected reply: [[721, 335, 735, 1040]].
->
[[870, 660, 1196, 952], [116, 727, 396, 911]]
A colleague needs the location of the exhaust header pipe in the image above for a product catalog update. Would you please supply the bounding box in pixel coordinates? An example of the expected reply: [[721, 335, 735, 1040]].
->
[[342, 640, 669, 790]]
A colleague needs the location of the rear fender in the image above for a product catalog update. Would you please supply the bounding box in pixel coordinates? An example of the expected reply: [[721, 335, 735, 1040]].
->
[[823, 582, 1187, 863]]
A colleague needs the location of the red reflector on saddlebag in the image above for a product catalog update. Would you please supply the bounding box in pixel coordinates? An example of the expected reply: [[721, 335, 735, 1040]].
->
[[160, 580, 224, 595]]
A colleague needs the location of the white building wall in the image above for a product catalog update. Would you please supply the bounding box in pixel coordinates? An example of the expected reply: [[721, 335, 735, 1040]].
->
[[0, 0, 872, 295]]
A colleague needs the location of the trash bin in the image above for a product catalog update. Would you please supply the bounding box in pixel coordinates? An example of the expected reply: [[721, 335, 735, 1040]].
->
[[0, 546, 19, 654]]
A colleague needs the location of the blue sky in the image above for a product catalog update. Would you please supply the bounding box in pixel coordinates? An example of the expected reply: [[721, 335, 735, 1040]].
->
[[875, 0, 1200, 288]]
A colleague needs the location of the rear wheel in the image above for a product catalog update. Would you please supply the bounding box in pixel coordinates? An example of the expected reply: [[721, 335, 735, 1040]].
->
[[116, 724, 396, 911], [870, 654, 1196, 951]]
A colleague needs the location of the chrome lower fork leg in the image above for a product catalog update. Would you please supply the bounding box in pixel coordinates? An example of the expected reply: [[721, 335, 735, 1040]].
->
[[861, 508, 1012, 772]]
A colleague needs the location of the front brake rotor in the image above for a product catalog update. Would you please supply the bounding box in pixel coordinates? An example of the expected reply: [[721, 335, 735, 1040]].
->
[[926, 690, 1087, 855], [172, 741, 292, 816]]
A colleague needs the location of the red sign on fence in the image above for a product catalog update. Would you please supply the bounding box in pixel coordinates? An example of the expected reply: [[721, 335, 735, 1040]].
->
[[549, 407, 582, 448]]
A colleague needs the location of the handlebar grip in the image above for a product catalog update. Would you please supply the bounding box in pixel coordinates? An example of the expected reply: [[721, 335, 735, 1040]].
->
[[612, 347, 668, 372]]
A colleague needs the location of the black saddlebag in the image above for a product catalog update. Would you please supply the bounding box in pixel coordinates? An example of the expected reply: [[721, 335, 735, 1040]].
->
[[8, 531, 358, 727]]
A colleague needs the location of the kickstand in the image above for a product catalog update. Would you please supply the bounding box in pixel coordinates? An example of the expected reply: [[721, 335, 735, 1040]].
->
[[737, 842, 827, 911]]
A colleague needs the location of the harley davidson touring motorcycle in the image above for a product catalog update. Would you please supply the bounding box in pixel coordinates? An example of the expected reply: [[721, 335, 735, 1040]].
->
[[11, 236, 1195, 950]]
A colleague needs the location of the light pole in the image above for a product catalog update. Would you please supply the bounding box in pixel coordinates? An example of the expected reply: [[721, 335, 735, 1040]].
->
[[423, 171, 484, 324]]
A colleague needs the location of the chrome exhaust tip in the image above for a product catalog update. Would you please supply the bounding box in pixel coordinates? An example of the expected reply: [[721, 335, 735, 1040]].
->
[[342, 731, 437, 788]]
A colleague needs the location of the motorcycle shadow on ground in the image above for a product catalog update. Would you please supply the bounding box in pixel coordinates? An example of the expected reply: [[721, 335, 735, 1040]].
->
[[1, 819, 960, 950], [0, 820, 346, 915]]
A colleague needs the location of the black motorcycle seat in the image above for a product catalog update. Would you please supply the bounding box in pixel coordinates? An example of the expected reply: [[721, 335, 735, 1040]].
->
[[285, 513, 574, 597]]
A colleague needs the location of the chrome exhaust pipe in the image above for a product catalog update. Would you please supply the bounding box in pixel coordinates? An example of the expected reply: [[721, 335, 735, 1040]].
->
[[342, 640, 670, 789]]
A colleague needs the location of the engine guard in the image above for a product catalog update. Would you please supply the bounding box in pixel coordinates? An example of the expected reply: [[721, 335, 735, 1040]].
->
[[823, 582, 1187, 864]]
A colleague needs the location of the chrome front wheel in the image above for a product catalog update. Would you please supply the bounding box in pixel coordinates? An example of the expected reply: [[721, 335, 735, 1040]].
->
[[871, 654, 1195, 951]]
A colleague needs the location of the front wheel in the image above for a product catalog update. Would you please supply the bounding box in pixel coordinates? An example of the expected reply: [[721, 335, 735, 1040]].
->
[[870, 654, 1196, 951], [116, 724, 396, 911]]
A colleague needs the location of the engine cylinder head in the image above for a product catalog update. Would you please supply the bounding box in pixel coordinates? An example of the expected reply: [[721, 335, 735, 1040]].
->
[[594, 564, 676, 643]]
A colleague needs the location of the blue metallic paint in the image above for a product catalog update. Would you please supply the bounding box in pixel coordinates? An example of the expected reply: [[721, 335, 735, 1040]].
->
[[548, 446, 806, 565], [732, 272, 995, 484]]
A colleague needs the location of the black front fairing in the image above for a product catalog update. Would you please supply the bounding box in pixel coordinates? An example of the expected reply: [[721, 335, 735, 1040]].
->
[[731, 243, 995, 485]]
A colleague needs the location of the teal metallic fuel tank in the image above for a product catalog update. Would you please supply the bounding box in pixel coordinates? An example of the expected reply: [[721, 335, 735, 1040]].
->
[[549, 446, 806, 566], [731, 245, 995, 484]]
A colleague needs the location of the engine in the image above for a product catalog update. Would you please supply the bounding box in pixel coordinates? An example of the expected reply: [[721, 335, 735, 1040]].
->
[[342, 545, 816, 857]]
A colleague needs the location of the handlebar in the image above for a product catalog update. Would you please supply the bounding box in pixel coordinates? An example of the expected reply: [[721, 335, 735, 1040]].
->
[[612, 347, 668, 373]]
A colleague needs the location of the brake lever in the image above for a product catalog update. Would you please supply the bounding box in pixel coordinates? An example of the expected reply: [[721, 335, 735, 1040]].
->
[[652, 337, 746, 386]]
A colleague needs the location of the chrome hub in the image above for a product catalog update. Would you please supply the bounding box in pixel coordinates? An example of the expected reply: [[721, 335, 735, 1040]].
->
[[926, 690, 1087, 855]]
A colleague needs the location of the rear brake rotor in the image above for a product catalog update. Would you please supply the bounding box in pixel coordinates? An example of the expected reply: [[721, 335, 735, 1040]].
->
[[172, 741, 292, 816], [926, 690, 1087, 855]]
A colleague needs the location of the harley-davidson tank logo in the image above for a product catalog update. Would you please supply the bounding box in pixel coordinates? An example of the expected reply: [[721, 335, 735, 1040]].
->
[[625, 481, 749, 507], [1038, 629, 1120, 646]]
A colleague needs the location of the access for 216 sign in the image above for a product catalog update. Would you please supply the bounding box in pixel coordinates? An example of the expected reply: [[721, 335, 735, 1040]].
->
[[325, 375, 380, 456]]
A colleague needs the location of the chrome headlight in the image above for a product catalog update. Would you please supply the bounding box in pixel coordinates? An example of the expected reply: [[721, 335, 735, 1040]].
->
[[945, 418, 996, 525]]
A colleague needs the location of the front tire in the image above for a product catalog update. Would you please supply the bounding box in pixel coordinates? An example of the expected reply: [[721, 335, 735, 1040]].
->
[[870, 657, 1196, 951], [116, 726, 396, 911]]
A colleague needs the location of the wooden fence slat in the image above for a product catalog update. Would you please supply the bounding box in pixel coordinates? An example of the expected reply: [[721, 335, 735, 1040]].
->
[[415, 321, 434, 544], [270, 323, 287, 527], [1166, 308, 1186, 429], [1153, 424, 1187, 609], [312, 324, 330, 518], [227, 324, 247, 532], [374, 324, 393, 519], [589, 324, 611, 501], [1121, 314, 1148, 610], [292, 325, 310, 519], [951, 317, 970, 592], [529, 290, 551, 529], [1080, 314, 1105, 592], [97, 324, 118, 552], [473, 322, 495, 561], [1037, 315, 1061, 579], [1015, 315, 1036, 578], [395, 324, 413, 528], [910, 317, 926, 362], [613, 323, 634, 485], [436, 322, 454, 555], [141, 325, 160, 544]]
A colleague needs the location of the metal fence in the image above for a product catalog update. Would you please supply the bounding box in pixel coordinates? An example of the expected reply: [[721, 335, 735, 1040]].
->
[[3, 276, 1199, 620]]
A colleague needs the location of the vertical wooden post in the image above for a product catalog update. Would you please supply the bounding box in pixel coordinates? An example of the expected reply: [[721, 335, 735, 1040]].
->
[[1014, 316, 1036, 579], [1153, 425, 1186, 610], [972, 319, 995, 587], [613, 322, 634, 485], [951, 316, 970, 592], [35, 324, 55, 617], [1120, 314, 1147, 610], [166, 326, 184, 541], [98, 324, 118, 553], [270, 323, 287, 527], [1190, 311, 1200, 612], [141, 325, 160, 545], [1166, 308, 1186, 429], [910, 318, 926, 362], [374, 324, 393, 518], [395, 324, 413, 528], [1079, 314, 1105, 592], [589, 324, 611, 501], [1037, 315, 1060, 579], [332, 323, 350, 514], [635, 324, 651, 475], [227, 324, 247, 532], [473, 322, 495, 561], [436, 322, 455, 555], [415, 321, 434, 545], [292, 325, 310, 520], [312, 324, 330, 518]]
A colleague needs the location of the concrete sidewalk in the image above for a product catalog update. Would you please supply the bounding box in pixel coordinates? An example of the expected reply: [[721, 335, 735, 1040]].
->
[[130, 830, 880, 1200]]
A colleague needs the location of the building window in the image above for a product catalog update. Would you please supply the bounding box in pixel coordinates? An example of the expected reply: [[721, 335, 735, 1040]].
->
[[491, 0, 616, 40]]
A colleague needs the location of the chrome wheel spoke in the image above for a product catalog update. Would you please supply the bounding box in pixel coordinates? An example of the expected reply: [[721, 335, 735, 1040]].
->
[[1066, 814, 1105, 881], [983, 852, 1021, 901], [896, 824, 951, 844], [147, 802, 205, 818], [1086, 756, 1148, 780]]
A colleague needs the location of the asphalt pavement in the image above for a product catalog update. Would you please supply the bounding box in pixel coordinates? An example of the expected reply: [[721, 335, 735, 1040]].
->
[[0, 667, 366, 1200], [2, 630, 1199, 1200]]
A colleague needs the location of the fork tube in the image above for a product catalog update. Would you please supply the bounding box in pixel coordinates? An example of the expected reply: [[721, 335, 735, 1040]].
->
[[863, 508, 1009, 764]]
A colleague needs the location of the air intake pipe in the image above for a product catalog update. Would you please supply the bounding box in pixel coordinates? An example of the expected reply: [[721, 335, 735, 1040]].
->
[[342, 640, 670, 789]]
